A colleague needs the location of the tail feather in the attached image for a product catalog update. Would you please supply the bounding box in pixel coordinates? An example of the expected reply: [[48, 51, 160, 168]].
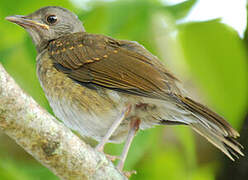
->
[[176, 95, 244, 160], [191, 123, 243, 161]]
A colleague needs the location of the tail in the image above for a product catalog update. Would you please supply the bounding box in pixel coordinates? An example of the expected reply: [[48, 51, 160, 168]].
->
[[176, 95, 244, 160]]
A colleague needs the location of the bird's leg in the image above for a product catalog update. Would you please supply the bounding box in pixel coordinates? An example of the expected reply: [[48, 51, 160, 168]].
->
[[95, 105, 132, 152], [117, 117, 141, 171]]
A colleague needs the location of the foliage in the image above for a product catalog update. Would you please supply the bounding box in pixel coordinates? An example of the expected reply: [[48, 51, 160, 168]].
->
[[0, 0, 247, 179], [178, 20, 248, 128]]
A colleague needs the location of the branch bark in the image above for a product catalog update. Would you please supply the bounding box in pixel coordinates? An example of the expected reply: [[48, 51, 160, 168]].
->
[[0, 63, 126, 180]]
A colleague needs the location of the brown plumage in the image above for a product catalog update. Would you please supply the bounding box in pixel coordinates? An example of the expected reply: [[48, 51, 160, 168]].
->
[[48, 32, 180, 99], [48, 32, 243, 160], [6, 6, 243, 171]]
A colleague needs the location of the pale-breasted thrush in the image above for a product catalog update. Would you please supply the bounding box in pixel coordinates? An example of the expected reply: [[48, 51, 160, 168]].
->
[[6, 6, 243, 171]]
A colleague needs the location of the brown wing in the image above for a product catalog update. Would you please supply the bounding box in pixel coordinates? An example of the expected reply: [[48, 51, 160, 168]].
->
[[48, 32, 181, 99]]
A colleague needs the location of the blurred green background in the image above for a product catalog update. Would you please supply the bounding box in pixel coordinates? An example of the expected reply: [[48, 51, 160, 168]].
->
[[0, 0, 247, 179]]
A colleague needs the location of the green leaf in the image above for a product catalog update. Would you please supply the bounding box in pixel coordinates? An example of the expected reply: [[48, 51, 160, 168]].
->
[[161, 0, 198, 20], [0, 158, 58, 180], [192, 164, 215, 180], [133, 145, 189, 180], [0, 0, 74, 50], [178, 20, 248, 128], [80, 0, 159, 54]]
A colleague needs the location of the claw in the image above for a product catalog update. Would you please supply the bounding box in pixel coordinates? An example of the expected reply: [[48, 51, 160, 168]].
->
[[105, 154, 120, 162], [123, 170, 137, 178]]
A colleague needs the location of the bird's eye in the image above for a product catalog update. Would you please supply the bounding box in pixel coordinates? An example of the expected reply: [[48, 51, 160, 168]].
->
[[46, 15, 57, 25]]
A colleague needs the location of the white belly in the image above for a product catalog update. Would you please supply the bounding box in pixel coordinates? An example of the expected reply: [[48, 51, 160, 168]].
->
[[46, 90, 135, 143]]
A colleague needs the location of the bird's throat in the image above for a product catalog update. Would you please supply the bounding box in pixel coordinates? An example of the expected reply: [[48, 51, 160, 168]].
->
[[26, 28, 49, 53]]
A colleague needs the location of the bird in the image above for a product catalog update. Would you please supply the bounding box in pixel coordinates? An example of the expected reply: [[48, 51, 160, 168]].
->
[[6, 6, 243, 172]]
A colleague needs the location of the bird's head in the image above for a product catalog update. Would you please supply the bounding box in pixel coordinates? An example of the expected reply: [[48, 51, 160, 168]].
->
[[5, 6, 85, 52]]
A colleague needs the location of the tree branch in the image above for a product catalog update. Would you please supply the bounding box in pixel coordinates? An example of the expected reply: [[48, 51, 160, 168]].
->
[[0, 63, 126, 180]]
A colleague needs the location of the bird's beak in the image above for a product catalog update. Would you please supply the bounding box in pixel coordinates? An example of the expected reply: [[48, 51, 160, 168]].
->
[[5, 15, 49, 30]]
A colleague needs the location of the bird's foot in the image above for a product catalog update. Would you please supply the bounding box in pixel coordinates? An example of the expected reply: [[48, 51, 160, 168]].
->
[[123, 170, 137, 178], [105, 154, 120, 162]]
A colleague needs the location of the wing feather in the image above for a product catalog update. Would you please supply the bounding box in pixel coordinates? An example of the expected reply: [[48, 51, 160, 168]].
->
[[48, 32, 179, 99]]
